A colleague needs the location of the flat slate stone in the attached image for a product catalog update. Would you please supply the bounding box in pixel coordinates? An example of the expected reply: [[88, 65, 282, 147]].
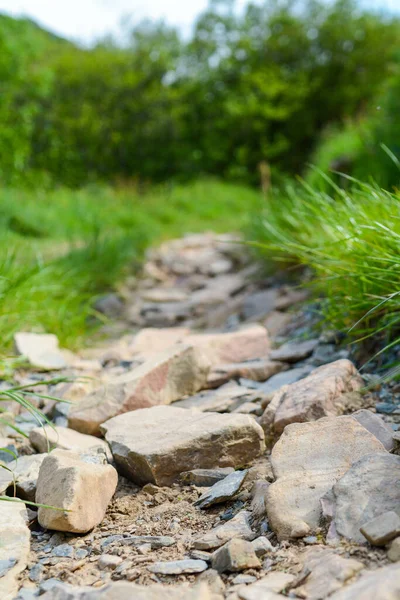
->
[[270, 339, 318, 363], [181, 468, 234, 487], [148, 559, 208, 575], [102, 406, 265, 486], [194, 470, 248, 509]]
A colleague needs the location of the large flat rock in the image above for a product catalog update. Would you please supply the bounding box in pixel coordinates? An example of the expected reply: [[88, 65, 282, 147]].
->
[[185, 325, 270, 364], [0, 502, 30, 600], [329, 563, 400, 600], [266, 416, 386, 539], [333, 453, 400, 543], [260, 359, 363, 436], [14, 332, 68, 370], [30, 425, 110, 456], [101, 406, 265, 486], [69, 344, 210, 435]]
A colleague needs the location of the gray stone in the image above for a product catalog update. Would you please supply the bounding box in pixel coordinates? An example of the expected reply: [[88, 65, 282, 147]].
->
[[270, 340, 318, 363], [0, 454, 46, 502], [253, 366, 313, 395], [14, 332, 67, 370], [195, 470, 248, 509], [295, 547, 364, 600], [174, 382, 265, 413], [197, 569, 225, 594], [333, 453, 400, 543], [238, 572, 295, 600], [40, 581, 216, 599], [328, 563, 400, 600], [266, 416, 385, 539], [242, 290, 279, 321], [360, 511, 400, 546], [29, 425, 110, 456], [52, 544, 74, 558], [388, 537, 400, 562], [98, 554, 123, 570], [207, 360, 288, 389], [29, 563, 44, 582], [102, 406, 265, 486], [193, 511, 255, 550], [120, 535, 176, 549], [351, 409, 395, 451], [148, 559, 208, 575], [181, 468, 234, 487], [211, 539, 260, 573], [0, 502, 30, 600], [232, 575, 257, 585], [251, 537, 275, 557]]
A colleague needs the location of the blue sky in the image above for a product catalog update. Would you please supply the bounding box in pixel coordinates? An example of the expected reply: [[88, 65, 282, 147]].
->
[[0, 0, 399, 45]]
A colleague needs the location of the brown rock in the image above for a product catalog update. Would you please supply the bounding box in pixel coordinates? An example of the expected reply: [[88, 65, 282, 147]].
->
[[129, 327, 191, 356], [102, 406, 265, 486], [238, 572, 295, 600], [29, 425, 110, 456], [388, 537, 400, 562], [260, 359, 363, 436], [186, 325, 270, 365], [211, 539, 261, 573], [266, 416, 385, 539], [68, 344, 210, 435], [350, 409, 395, 451], [36, 449, 118, 533], [193, 511, 255, 550], [207, 359, 288, 389]]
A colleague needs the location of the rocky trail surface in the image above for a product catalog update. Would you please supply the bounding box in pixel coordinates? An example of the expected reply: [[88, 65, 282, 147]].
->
[[1, 233, 400, 600]]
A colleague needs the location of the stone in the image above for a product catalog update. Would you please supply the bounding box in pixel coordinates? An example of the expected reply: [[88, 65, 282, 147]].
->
[[141, 289, 189, 303], [238, 572, 295, 600], [14, 332, 67, 370], [333, 453, 400, 543], [261, 360, 363, 436], [185, 325, 270, 365], [98, 554, 123, 570], [251, 537, 275, 557], [102, 406, 265, 486], [195, 470, 248, 509], [211, 539, 260, 573], [193, 511, 255, 550], [174, 382, 265, 413], [29, 425, 110, 456], [207, 360, 288, 389], [181, 468, 234, 487], [94, 294, 124, 318], [0, 454, 46, 501], [36, 449, 118, 533], [69, 344, 210, 435], [129, 327, 191, 356], [0, 439, 17, 463], [360, 511, 400, 546], [52, 543, 74, 558], [328, 563, 400, 600], [388, 537, 400, 562], [40, 581, 217, 599], [263, 311, 293, 338], [197, 569, 225, 595], [149, 559, 208, 575], [252, 366, 313, 396], [242, 290, 279, 321], [120, 535, 176, 549], [0, 502, 30, 600], [270, 339, 318, 363], [266, 416, 385, 539], [295, 547, 364, 600], [350, 409, 395, 451]]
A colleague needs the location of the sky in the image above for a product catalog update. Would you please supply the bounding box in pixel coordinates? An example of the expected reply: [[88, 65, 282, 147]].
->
[[1, 0, 400, 45]]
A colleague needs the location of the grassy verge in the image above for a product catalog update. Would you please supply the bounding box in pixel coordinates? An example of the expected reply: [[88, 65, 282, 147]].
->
[[250, 177, 400, 361], [0, 179, 261, 352]]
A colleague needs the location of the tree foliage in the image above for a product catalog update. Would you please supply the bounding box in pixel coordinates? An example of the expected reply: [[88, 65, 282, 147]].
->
[[0, 0, 399, 186]]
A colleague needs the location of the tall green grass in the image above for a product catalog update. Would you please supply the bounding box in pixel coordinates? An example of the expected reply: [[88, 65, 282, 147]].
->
[[251, 176, 400, 359], [0, 180, 261, 352]]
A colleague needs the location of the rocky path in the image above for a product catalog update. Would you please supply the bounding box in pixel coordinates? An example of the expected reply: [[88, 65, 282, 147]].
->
[[1, 233, 400, 600]]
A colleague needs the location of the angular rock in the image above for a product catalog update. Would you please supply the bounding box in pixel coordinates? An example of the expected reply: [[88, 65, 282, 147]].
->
[[238, 571, 295, 600], [195, 470, 248, 509], [36, 449, 118, 533], [193, 511, 255, 550], [261, 360, 363, 436], [207, 359, 288, 389], [211, 539, 260, 573], [120, 535, 176, 549], [98, 554, 123, 570], [102, 406, 265, 486], [29, 425, 110, 456], [181, 468, 234, 487], [69, 344, 210, 435], [129, 327, 191, 356], [40, 581, 216, 600], [388, 537, 400, 562], [185, 325, 270, 365], [174, 381, 266, 413], [333, 453, 400, 543], [328, 563, 400, 600], [350, 409, 395, 451], [148, 559, 208, 575], [270, 339, 318, 363], [360, 511, 400, 546], [251, 536, 275, 557], [0, 454, 46, 502], [242, 290, 279, 321], [14, 332, 68, 370], [0, 502, 30, 600], [266, 416, 385, 539], [296, 547, 364, 600], [253, 366, 313, 398]]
